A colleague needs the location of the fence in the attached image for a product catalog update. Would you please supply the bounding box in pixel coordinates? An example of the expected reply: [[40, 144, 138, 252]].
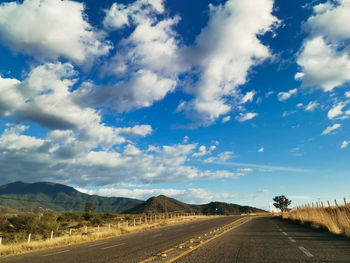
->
[[0, 212, 198, 247], [294, 197, 348, 210]]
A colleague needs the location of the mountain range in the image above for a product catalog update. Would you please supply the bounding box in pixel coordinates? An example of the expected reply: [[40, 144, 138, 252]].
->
[[0, 181, 142, 212], [0, 181, 264, 214]]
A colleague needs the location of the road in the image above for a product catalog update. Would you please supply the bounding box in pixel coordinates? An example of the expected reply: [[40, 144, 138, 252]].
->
[[1, 216, 350, 263]]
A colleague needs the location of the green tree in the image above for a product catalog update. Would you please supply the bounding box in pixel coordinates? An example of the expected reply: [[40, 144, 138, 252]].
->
[[273, 195, 291, 212], [85, 202, 94, 213]]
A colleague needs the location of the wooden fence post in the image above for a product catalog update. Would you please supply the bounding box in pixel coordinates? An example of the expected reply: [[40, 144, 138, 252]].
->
[[327, 200, 330, 207], [27, 233, 31, 244], [51, 231, 53, 240], [335, 200, 338, 206], [344, 197, 347, 205], [97, 225, 100, 232], [69, 228, 72, 235], [108, 224, 111, 231], [0, 236, 2, 246], [139, 217, 142, 224], [133, 219, 136, 227]]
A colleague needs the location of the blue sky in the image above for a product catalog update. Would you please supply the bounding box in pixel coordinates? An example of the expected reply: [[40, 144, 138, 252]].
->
[[0, 0, 349, 210]]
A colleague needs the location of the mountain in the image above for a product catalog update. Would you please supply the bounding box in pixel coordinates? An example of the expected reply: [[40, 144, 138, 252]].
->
[[124, 195, 264, 215], [0, 181, 143, 213]]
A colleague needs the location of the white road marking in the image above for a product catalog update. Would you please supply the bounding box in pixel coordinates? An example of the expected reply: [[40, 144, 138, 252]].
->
[[282, 232, 288, 236], [101, 243, 126, 250], [88, 241, 108, 247], [42, 250, 70, 257], [152, 234, 162, 238], [288, 236, 296, 243], [298, 246, 314, 257]]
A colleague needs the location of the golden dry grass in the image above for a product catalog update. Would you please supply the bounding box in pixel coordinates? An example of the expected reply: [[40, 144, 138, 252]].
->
[[281, 205, 350, 237], [0, 215, 211, 257]]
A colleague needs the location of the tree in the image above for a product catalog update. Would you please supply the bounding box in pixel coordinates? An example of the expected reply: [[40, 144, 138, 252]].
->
[[85, 202, 94, 213], [273, 195, 291, 212]]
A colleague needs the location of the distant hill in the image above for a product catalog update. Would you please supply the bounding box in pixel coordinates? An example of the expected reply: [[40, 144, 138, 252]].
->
[[0, 181, 143, 213], [124, 195, 265, 215]]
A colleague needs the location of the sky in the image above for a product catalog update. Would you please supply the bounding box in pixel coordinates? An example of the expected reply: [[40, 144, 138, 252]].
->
[[0, 0, 349, 210]]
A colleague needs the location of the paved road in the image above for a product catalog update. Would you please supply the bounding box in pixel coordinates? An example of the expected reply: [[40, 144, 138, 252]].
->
[[0, 216, 240, 263], [174, 217, 350, 263], [2, 216, 350, 263]]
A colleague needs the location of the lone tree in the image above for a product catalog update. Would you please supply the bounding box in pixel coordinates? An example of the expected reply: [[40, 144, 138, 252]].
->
[[273, 195, 291, 212], [85, 202, 94, 213]]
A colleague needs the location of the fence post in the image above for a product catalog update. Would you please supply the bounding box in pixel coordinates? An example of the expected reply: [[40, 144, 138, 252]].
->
[[108, 224, 111, 231], [0, 236, 2, 246], [327, 200, 330, 207], [126, 220, 128, 228], [28, 233, 31, 244], [85, 226, 88, 233], [335, 200, 338, 206], [97, 225, 100, 232], [69, 228, 72, 235], [133, 218, 136, 227], [321, 201, 324, 207], [51, 231, 54, 240], [344, 197, 347, 205]]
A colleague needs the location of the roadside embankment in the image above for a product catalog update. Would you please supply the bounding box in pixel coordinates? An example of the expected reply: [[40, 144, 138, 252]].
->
[[280, 205, 350, 237]]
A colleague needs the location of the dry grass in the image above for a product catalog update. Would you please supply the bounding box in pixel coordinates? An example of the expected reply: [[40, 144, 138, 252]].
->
[[0, 215, 210, 257], [281, 205, 350, 237]]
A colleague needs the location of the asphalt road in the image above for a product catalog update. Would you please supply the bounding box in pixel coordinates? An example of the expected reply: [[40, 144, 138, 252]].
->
[[0, 216, 240, 263], [174, 217, 350, 263], [1, 216, 350, 263]]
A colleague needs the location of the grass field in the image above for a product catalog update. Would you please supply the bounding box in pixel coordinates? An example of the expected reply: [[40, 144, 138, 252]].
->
[[0, 215, 208, 257], [281, 205, 350, 237]]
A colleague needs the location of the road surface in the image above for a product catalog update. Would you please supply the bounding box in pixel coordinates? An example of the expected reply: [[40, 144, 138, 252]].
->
[[1, 216, 349, 262]]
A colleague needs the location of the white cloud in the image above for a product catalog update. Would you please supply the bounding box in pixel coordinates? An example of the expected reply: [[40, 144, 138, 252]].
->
[[328, 103, 346, 119], [290, 147, 300, 153], [345, 91, 350, 98], [222, 116, 231, 123], [204, 151, 235, 163], [341, 141, 350, 149], [98, 1, 183, 112], [0, 76, 22, 117], [305, 101, 319, 112], [258, 147, 264, 153], [241, 91, 256, 103], [235, 112, 258, 122], [183, 136, 189, 144], [321, 123, 341, 135], [277, 88, 297, 101], [296, 1, 350, 91], [0, 125, 44, 150], [0, 0, 111, 65], [179, 0, 278, 125]]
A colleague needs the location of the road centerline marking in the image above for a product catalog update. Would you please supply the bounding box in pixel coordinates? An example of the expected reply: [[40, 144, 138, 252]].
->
[[288, 236, 296, 243], [282, 231, 288, 236], [101, 243, 126, 250], [298, 246, 314, 257], [42, 250, 70, 257]]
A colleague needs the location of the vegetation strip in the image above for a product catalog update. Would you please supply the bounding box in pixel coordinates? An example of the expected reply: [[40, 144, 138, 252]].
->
[[140, 216, 252, 263]]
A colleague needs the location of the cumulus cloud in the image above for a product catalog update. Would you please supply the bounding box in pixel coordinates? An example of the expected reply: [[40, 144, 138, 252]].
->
[[277, 88, 297, 101], [0, 0, 111, 65], [221, 116, 231, 123], [241, 91, 256, 103], [204, 151, 235, 163], [328, 102, 350, 120], [258, 147, 264, 153], [321, 123, 341, 135], [296, 1, 350, 91], [235, 112, 258, 122], [99, 0, 183, 112], [178, 0, 278, 125], [341, 141, 350, 149], [305, 101, 319, 112]]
